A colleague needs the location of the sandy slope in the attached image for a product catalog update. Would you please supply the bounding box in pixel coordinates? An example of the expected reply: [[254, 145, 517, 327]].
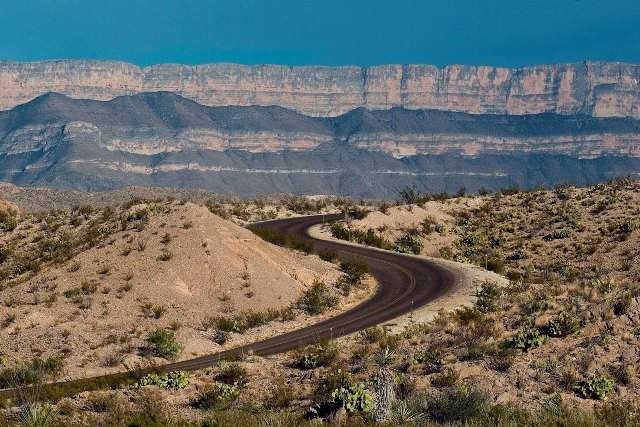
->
[[0, 203, 340, 378]]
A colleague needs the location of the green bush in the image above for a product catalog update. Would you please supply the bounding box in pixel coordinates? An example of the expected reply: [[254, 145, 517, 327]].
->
[[19, 402, 54, 427], [394, 234, 423, 254], [317, 248, 337, 262], [576, 376, 614, 400], [193, 382, 240, 410], [339, 257, 368, 286], [0, 210, 18, 232], [293, 341, 339, 370], [543, 229, 572, 241], [146, 329, 183, 360], [431, 367, 460, 388], [249, 227, 314, 254], [314, 366, 353, 399], [547, 313, 582, 337], [414, 348, 445, 374], [297, 281, 338, 315], [217, 363, 249, 388], [135, 371, 190, 390], [511, 324, 547, 351], [329, 223, 393, 249], [474, 281, 502, 313], [618, 220, 638, 233]]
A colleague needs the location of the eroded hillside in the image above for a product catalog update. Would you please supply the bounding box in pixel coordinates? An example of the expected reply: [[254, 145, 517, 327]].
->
[[0, 199, 343, 379]]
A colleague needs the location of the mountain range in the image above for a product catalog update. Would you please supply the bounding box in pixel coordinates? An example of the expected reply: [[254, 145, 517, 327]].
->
[[0, 60, 638, 197]]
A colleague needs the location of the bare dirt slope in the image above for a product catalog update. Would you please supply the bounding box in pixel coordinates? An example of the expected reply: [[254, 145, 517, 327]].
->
[[0, 202, 339, 379]]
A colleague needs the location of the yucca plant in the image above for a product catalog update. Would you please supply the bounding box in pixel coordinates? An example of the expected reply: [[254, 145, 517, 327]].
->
[[20, 402, 53, 427], [371, 346, 396, 422]]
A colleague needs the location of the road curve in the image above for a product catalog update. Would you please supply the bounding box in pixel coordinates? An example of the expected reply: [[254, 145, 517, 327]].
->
[[0, 213, 457, 398]]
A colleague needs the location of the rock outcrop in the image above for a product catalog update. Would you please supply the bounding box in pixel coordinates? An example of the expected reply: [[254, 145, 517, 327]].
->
[[0, 60, 638, 118]]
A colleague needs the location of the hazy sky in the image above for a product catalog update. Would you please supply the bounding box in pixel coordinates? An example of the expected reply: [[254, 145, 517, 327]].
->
[[1, 0, 638, 67]]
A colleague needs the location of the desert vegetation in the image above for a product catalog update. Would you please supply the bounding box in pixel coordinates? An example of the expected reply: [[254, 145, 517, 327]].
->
[[0, 179, 639, 425]]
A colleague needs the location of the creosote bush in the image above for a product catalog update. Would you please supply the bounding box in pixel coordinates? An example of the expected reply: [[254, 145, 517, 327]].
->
[[293, 341, 339, 370], [474, 280, 502, 313], [146, 328, 183, 360], [297, 281, 338, 315]]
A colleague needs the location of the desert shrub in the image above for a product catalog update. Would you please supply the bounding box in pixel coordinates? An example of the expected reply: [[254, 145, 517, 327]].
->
[[547, 313, 582, 337], [297, 281, 338, 315], [316, 248, 337, 262], [576, 375, 614, 400], [265, 375, 297, 409], [485, 258, 506, 274], [421, 385, 487, 424], [293, 341, 339, 370], [345, 206, 369, 220], [618, 219, 638, 233], [398, 185, 418, 204], [205, 316, 248, 334], [431, 367, 460, 388], [358, 326, 386, 344], [612, 291, 633, 315], [135, 371, 189, 390], [249, 227, 314, 254], [394, 234, 423, 255], [340, 257, 368, 286], [543, 229, 572, 241], [330, 222, 393, 249], [217, 363, 249, 388], [414, 347, 445, 374], [146, 329, 183, 360], [212, 330, 230, 345], [474, 280, 502, 313], [0, 210, 18, 231], [609, 364, 633, 386], [157, 248, 173, 261], [511, 324, 547, 351], [193, 382, 240, 410], [314, 365, 353, 399], [489, 346, 518, 372]]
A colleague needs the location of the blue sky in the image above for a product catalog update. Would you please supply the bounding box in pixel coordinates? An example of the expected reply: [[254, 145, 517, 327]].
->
[[0, 0, 638, 67]]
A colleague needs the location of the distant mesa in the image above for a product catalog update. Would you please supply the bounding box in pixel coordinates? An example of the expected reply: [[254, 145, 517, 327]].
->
[[0, 59, 638, 118]]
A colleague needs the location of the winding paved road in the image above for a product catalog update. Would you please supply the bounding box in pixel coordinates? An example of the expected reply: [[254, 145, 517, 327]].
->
[[0, 213, 458, 398]]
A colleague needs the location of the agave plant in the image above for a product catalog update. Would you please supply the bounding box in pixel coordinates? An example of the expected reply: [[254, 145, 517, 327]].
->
[[19, 402, 53, 427], [371, 346, 396, 422]]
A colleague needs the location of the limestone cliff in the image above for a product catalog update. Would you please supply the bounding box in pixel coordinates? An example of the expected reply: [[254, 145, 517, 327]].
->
[[0, 60, 638, 118]]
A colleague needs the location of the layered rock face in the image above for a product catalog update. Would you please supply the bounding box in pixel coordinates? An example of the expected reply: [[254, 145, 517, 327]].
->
[[0, 60, 638, 118]]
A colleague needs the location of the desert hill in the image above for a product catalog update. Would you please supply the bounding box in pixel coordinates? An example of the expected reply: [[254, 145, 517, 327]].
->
[[322, 178, 640, 408], [0, 200, 339, 378]]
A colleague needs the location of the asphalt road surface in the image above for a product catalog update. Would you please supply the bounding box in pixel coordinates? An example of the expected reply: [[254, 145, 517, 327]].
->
[[0, 213, 458, 397]]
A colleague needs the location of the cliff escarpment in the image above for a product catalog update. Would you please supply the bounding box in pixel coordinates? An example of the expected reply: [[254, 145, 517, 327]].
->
[[0, 60, 638, 118]]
